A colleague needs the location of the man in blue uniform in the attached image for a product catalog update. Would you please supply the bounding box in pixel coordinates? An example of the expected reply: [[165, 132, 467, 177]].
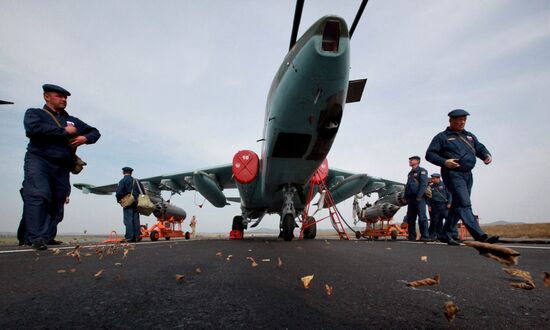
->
[[23, 84, 101, 250], [427, 173, 452, 241], [404, 156, 430, 241], [116, 167, 145, 242], [425, 109, 498, 245]]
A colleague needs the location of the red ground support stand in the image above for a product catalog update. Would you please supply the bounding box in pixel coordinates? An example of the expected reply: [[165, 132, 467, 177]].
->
[[299, 160, 350, 240], [229, 230, 243, 239], [140, 215, 190, 241], [360, 219, 408, 240]]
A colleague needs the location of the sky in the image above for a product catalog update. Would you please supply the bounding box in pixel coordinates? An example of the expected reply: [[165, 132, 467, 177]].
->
[[1, 0, 549, 235]]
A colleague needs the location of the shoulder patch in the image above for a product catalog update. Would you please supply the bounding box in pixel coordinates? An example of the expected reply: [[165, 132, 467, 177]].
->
[[448, 138, 456, 140], [467, 136, 473, 141], [421, 171, 427, 175]]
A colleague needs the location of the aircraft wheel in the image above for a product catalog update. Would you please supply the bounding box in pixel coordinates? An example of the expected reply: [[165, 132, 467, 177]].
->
[[232, 216, 244, 231], [184, 231, 191, 240], [282, 214, 295, 242], [355, 231, 362, 239], [150, 230, 160, 241], [165, 236, 171, 241], [390, 229, 398, 240], [303, 216, 316, 239]]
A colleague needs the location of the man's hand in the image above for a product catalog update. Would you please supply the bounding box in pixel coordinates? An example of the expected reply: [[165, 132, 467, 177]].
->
[[70, 135, 87, 147], [65, 197, 70, 204], [484, 154, 492, 165], [64, 125, 77, 135], [447, 204, 451, 209], [428, 206, 432, 212], [444, 159, 460, 169]]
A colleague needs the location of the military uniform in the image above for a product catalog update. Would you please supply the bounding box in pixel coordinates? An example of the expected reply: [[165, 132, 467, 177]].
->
[[425, 109, 496, 244], [427, 174, 452, 240], [116, 167, 145, 241], [404, 159, 430, 240], [23, 85, 100, 248]]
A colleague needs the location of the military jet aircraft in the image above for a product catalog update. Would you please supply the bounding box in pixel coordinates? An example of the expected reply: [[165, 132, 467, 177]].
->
[[74, 0, 404, 241]]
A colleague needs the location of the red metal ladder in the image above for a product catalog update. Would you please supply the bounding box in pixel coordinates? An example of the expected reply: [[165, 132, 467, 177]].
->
[[299, 174, 350, 240]]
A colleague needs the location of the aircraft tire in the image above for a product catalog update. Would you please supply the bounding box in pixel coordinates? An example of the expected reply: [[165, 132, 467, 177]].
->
[[150, 230, 160, 241], [185, 231, 191, 240], [282, 214, 295, 241], [390, 229, 398, 240], [165, 236, 171, 241], [303, 216, 316, 239], [355, 231, 362, 239], [232, 216, 244, 231]]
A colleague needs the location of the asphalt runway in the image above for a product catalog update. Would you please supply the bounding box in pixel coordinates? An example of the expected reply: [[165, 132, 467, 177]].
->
[[0, 238, 549, 329]]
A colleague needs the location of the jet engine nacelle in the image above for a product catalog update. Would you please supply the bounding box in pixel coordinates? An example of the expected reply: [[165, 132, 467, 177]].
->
[[375, 191, 407, 207], [193, 171, 227, 208], [360, 202, 400, 223], [153, 202, 187, 221], [328, 174, 369, 205]]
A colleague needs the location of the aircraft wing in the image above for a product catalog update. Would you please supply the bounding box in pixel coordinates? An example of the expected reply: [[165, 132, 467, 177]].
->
[[327, 168, 404, 198], [73, 164, 236, 196]]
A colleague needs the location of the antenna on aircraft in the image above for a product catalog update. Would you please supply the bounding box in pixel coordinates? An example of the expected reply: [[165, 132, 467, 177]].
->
[[0, 100, 14, 105], [349, 0, 369, 39], [289, 0, 305, 50]]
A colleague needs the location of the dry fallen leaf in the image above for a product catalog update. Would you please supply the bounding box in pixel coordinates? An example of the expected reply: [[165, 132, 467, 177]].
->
[[94, 269, 104, 279], [115, 263, 122, 267], [83, 253, 92, 257], [511, 281, 535, 290], [277, 257, 283, 268], [57, 269, 66, 274], [325, 284, 333, 296], [301, 274, 314, 289], [464, 241, 520, 266], [175, 274, 185, 281], [420, 256, 428, 262], [261, 259, 271, 262], [246, 257, 258, 267], [503, 268, 533, 282], [123, 248, 129, 259], [226, 255, 233, 261], [66, 245, 81, 263], [69, 268, 76, 273], [407, 275, 440, 288], [443, 301, 459, 322], [51, 248, 61, 255], [195, 268, 202, 274], [216, 252, 222, 257], [544, 272, 550, 287]]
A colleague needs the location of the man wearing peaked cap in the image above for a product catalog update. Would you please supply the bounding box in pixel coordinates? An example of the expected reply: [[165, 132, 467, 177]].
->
[[404, 155, 430, 241], [116, 167, 145, 242], [427, 173, 452, 241], [21, 84, 101, 250], [425, 109, 497, 245]]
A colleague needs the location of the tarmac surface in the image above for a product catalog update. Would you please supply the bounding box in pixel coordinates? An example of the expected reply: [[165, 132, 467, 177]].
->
[[0, 237, 549, 329]]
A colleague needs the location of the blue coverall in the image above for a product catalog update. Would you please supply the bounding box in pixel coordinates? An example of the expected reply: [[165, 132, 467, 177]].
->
[[425, 127, 491, 241], [23, 106, 100, 245], [404, 166, 429, 240], [116, 175, 144, 241], [427, 181, 452, 240]]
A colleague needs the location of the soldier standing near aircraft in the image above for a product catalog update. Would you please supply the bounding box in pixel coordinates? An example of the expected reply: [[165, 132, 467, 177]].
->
[[425, 109, 498, 245], [116, 167, 145, 242], [427, 173, 451, 241], [190, 215, 197, 238], [404, 156, 430, 241], [22, 84, 101, 250]]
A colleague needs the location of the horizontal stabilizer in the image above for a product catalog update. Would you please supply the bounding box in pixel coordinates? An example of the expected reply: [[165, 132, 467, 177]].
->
[[346, 79, 367, 103]]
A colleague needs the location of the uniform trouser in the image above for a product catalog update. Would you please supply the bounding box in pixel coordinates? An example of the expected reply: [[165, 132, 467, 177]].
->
[[406, 198, 429, 240], [123, 206, 140, 240], [441, 170, 486, 241], [429, 203, 449, 239], [23, 152, 70, 244]]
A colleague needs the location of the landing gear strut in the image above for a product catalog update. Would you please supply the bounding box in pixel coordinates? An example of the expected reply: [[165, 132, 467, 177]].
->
[[279, 186, 297, 241]]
